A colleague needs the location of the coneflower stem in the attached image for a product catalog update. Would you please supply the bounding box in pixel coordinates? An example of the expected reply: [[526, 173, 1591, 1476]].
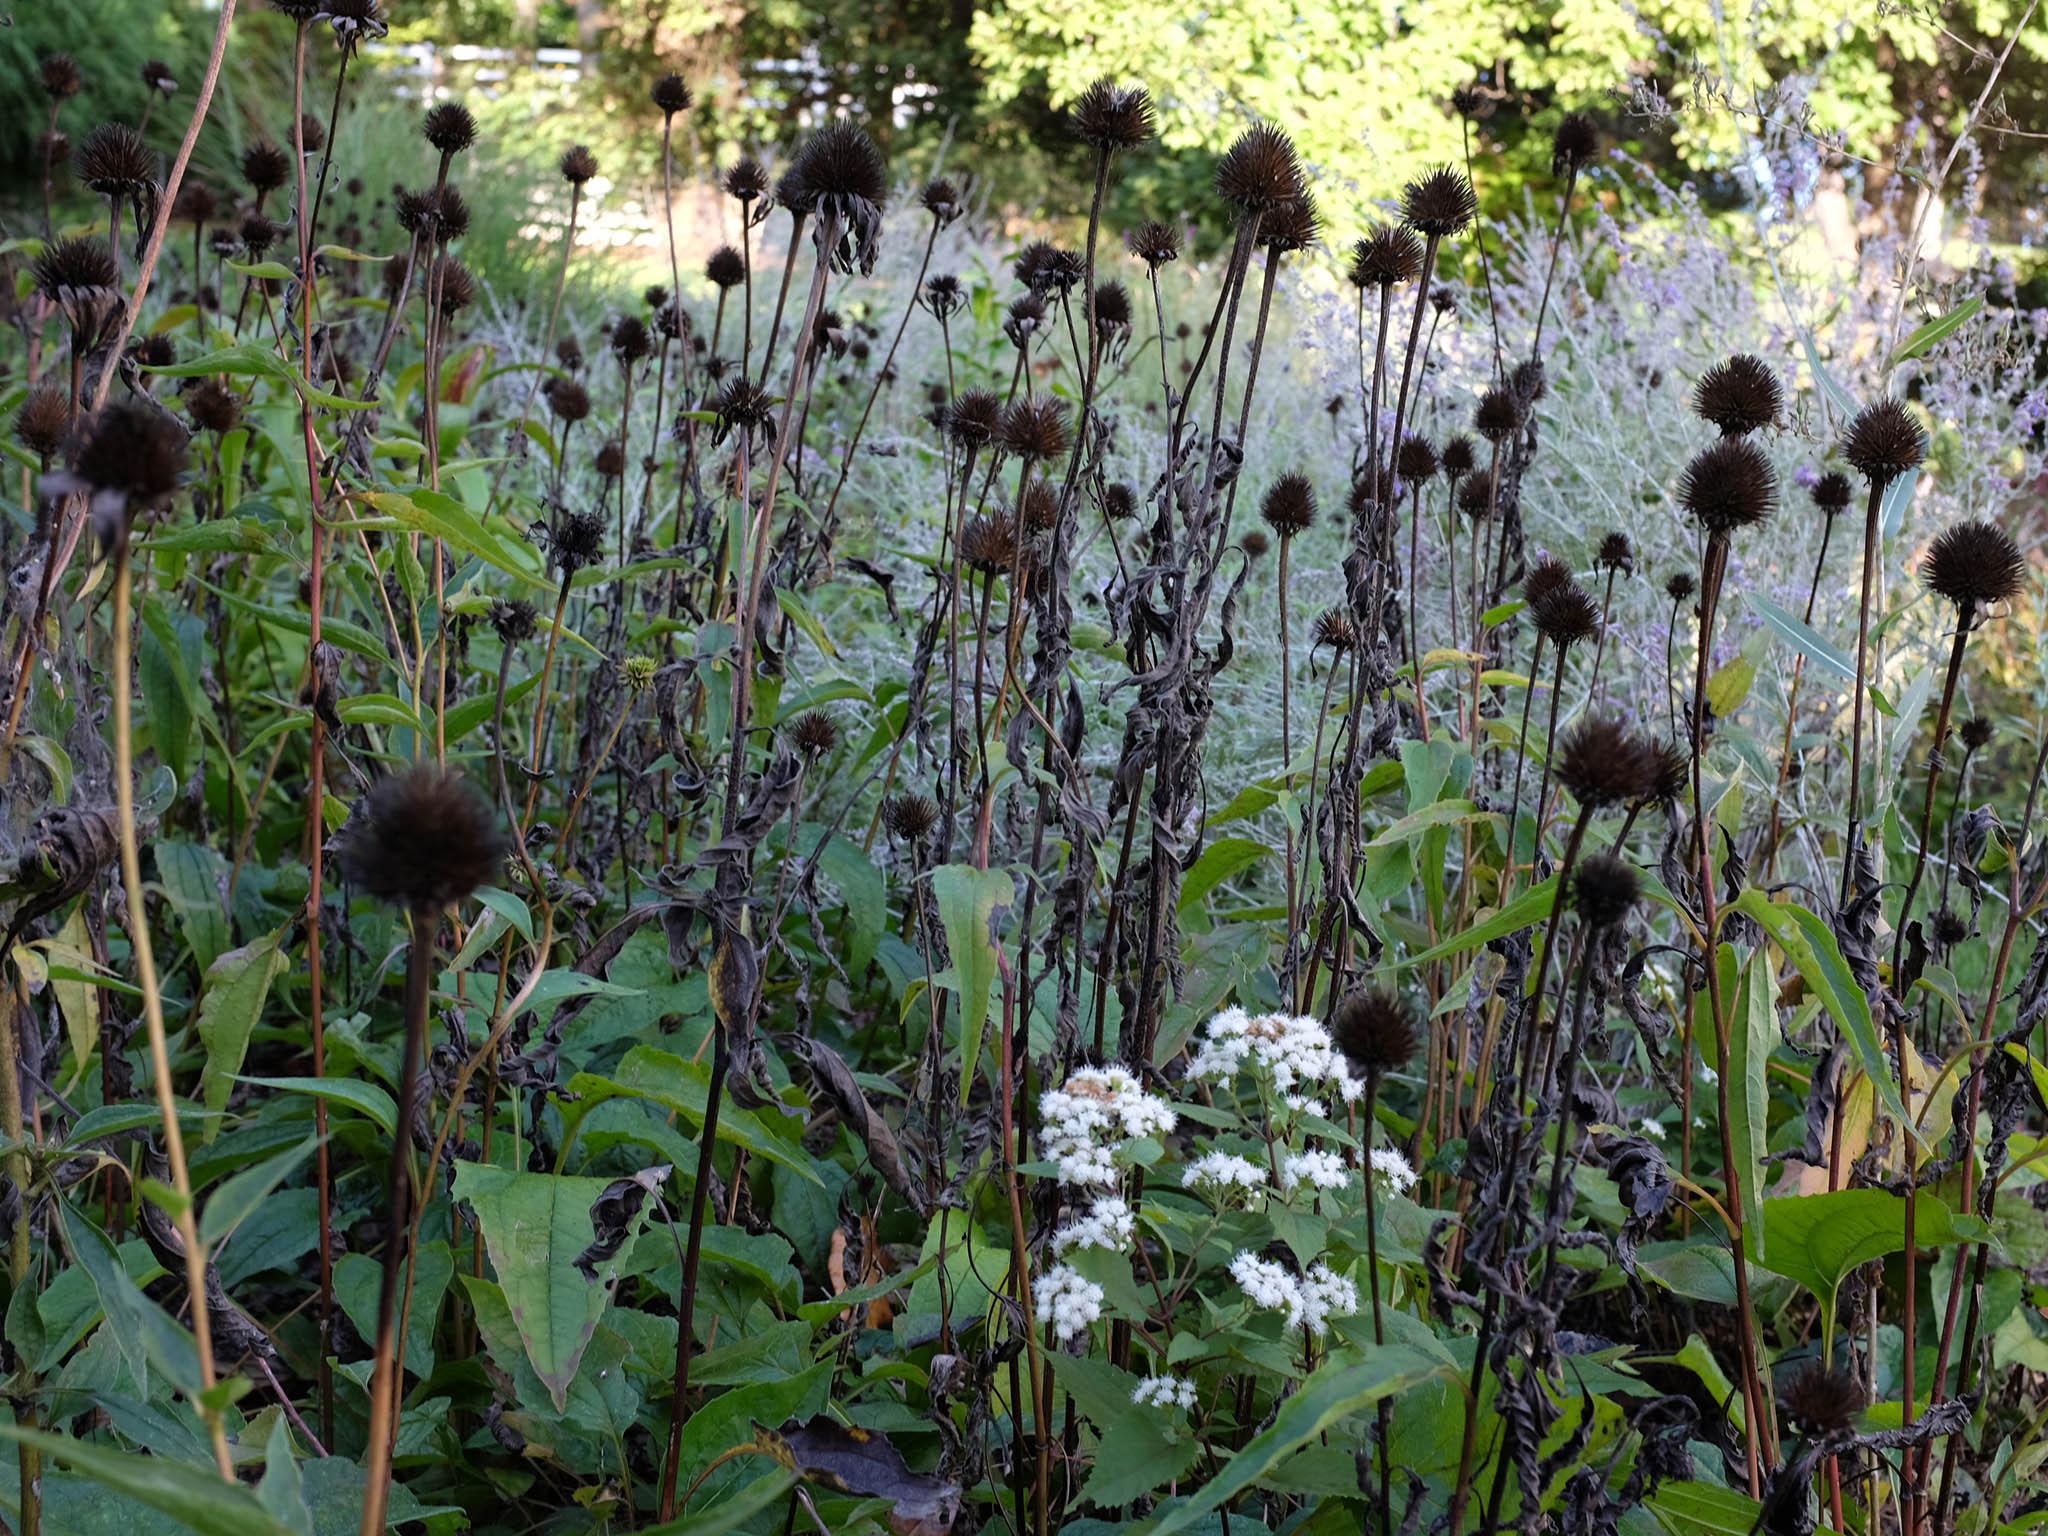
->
[[1361, 1075, 1392, 1536], [1502, 632, 1546, 880], [1841, 481, 1887, 906], [1386, 232, 1443, 496], [1530, 164, 1580, 357], [1406, 481, 1429, 739], [1892, 602, 1975, 978], [492, 182, 583, 517], [1530, 640, 1574, 861], [757, 213, 809, 386]]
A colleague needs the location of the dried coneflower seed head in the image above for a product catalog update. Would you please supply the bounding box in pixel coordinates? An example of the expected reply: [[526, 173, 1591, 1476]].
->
[[1474, 388, 1521, 443], [1692, 354, 1781, 437], [1259, 194, 1320, 253], [1215, 123, 1306, 215], [1524, 556, 1572, 606], [1512, 358, 1547, 405], [947, 389, 1002, 449], [1396, 435, 1438, 485], [594, 440, 625, 478], [1781, 1364, 1863, 1436], [142, 60, 177, 95], [1645, 740, 1690, 803], [423, 101, 478, 156], [432, 258, 475, 315], [1126, 220, 1181, 267], [48, 401, 189, 540], [705, 245, 745, 289], [15, 385, 70, 459], [173, 182, 218, 225], [242, 139, 291, 196], [651, 72, 692, 117], [1103, 482, 1136, 521], [1400, 165, 1477, 238], [1331, 989, 1416, 1075], [1348, 224, 1424, 289], [1596, 532, 1634, 573], [1440, 434, 1477, 478], [546, 377, 591, 423], [724, 155, 769, 202], [1551, 112, 1599, 177], [1923, 519, 2026, 609], [560, 144, 599, 185], [1932, 907, 1969, 946], [793, 120, 889, 274], [920, 176, 961, 222], [788, 710, 840, 757], [773, 164, 816, 218], [488, 598, 538, 644], [33, 237, 120, 305], [1260, 473, 1317, 538], [183, 379, 242, 435], [338, 767, 505, 911], [1532, 579, 1600, 647], [1572, 852, 1640, 928], [1809, 470, 1852, 517], [998, 398, 1069, 461], [297, 113, 327, 154], [429, 184, 471, 241], [41, 53, 85, 100], [1093, 279, 1133, 332], [1071, 78, 1155, 150], [1665, 571, 1697, 603], [1019, 480, 1059, 533], [883, 792, 940, 843], [550, 508, 606, 572], [1556, 718, 1658, 807], [1960, 716, 1994, 751], [1842, 398, 1925, 485], [1679, 437, 1777, 536], [705, 378, 773, 443], [610, 315, 652, 365], [1456, 474, 1494, 522], [959, 512, 1018, 575], [1241, 528, 1271, 560], [79, 123, 156, 200], [1311, 606, 1358, 651]]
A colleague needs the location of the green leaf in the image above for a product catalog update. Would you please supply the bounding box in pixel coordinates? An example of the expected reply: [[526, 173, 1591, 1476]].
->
[[56, 1199, 201, 1399], [1143, 1347, 1445, 1536], [1744, 591, 1854, 682], [1704, 653, 1756, 719], [1728, 950, 1771, 1264], [1888, 295, 1983, 368], [256, 1415, 313, 1536], [1177, 836, 1269, 916], [155, 841, 231, 973], [1080, 1409, 1202, 1507], [0, 1426, 295, 1536], [369, 489, 552, 593], [237, 1075, 397, 1135], [196, 927, 291, 1140], [335, 1242, 454, 1379], [930, 864, 1013, 1106], [452, 1161, 645, 1410], [1393, 876, 1559, 972], [1756, 1189, 1987, 1306], [1363, 798, 1487, 850], [563, 1044, 820, 1182], [201, 1135, 319, 1247], [638, 1468, 797, 1536]]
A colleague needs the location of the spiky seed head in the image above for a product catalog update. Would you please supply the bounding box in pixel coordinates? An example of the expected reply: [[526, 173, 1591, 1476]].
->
[[338, 766, 505, 911], [920, 176, 962, 222], [1551, 112, 1599, 176], [772, 163, 816, 217], [297, 112, 328, 154], [422, 101, 478, 156], [1126, 220, 1181, 267], [705, 245, 745, 290], [545, 376, 591, 423], [172, 182, 219, 224], [705, 378, 773, 444], [1532, 579, 1601, 648], [1556, 717, 1658, 808], [1440, 433, 1477, 478], [242, 139, 291, 195], [1596, 531, 1634, 573], [15, 385, 71, 459], [550, 508, 606, 572], [883, 792, 940, 843], [1781, 1364, 1863, 1435], [1474, 388, 1521, 443], [1645, 739, 1691, 803], [432, 257, 474, 315], [1692, 353, 1782, 437], [1102, 483, 1137, 522], [1679, 437, 1778, 536], [40, 53, 85, 100], [610, 315, 652, 364], [787, 710, 840, 757], [1923, 519, 2026, 610], [1093, 279, 1133, 333], [945, 389, 1002, 450], [1331, 989, 1417, 1075], [488, 598, 538, 644], [1019, 480, 1059, 533], [1455, 474, 1494, 522], [142, 59, 177, 95], [1665, 571, 1697, 603], [182, 379, 242, 435], [1215, 123, 1306, 215], [1524, 556, 1572, 606], [1311, 606, 1358, 652], [651, 72, 691, 116], [1572, 853, 1640, 928], [594, 439, 626, 477], [79, 123, 156, 199], [1258, 194, 1320, 253], [922, 273, 965, 321], [1960, 716, 1994, 751], [33, 237, 119, 305], [1260, 473, 1317, 538], [1932, 907, 1969, 946], [1241, 528, 1271, 560], [1808, 470, 1852, 517], [429, 183, 471, 242], [1348, 223, 1424, 289], [1015, 239, 1081, 295], [560, 144, 599, 185], [1512, 357, 1548, 406], [1841, 398, 1925, 485], [1396, 435, 1438, 486], [959, 512, 1019, 575], [46, 401, 189, 541], [790, 120, 886, 201], [1400, 165, 1477, 237], [1071, 78, 1155, 150], [724, 155, 769, 201], [998, 397, 1068, 462]]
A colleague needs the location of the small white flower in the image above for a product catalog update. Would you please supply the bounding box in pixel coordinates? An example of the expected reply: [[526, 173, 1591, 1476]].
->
[[1190, 1006, 1355, 1100], [1229, 1250, 1298, 1312], [1053, 1196, 1135, 1255], [1182, 1151, 1269, 1199], [1638, 1117, 1668, 1141], [1281, 1149, 1350, 1192], [1297, 1262, 1360, 1334], [1040, 1067, 1178, 1187], [1032, 1263, 1105, 1344], [1369, 1146, 1418, 1198], [1131, 1374, 1199, 1411]]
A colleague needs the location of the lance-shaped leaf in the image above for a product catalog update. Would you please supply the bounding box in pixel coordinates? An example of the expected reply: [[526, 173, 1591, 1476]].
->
[[930, 863, 1012, 1105], [195, 925, 290, 1141]]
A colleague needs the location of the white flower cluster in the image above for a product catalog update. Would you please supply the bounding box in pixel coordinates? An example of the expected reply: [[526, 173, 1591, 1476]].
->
[[1181, 1151, 1269, 1199], [1040, 1066, 1178, 1186], [1131, 1374, 1199, 1411], [1228, 1251, 1360, 1335], [1369, 1146, 1418, 1198], [1188, 1006, 1365, 1105], [1281, 1149, 1351, 1192], [1053, 1195, 1135, 1255], [1033, 1263, 1105, 1343]]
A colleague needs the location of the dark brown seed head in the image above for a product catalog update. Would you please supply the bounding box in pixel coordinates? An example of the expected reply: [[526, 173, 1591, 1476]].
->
[[1960, 716, 1994, 751], [1474, 388, 1521, 443], [1071, 78, 1155, 150], [545, 376, 591, 423], [1809, 471, 1852, 517], [1456, 473, 1494, 522], [297, 112, 327, 154], [560, 144, 599, 185], [1312, 606, 1358, 652], [173, 182, 219, 225], [705, 245, 745, 290], [1693, 353, 1782, 437], [787, 710, 840, 757], [47, 400, 189, 539], [1016, 239, 1084, 296], [724, 155, 769, 202], [1645, 739, 1691, 803], [1923, 519, 2026, 609], [1241, 528, 1271, 560], [1524, 556, 1572, 605], [959, 512, 1019, 575], [947, 388, 1002, 450], [79, 123, 156, 199], [15, 385, 71, 459], [704, 378, 773, 444], [594, 440, 625, 478], [142, 59, 177, 95], [1665, 571, 1697, 603], [1680, 437, 1777, 536], [1572, 852, 1640, 928], [791, 121, 888, 273], [883, 791, 940, 843], [1532, 578, 1601, 648], [1331, 989, 1417, 1075], [338, 767, 505, 911], [41, 53, 85, 101], [1019, 480, 1059, 533], [550, 507, 606, 571], [920, 176, 962, 222], [1781, 1364, 1863, 1436], [1932, 907, 1969, 946], [1400, 165, 1477, 237], [1348, 223, 1424, 289], [1215, 123, 1306, 215], [488, 598, 538, 644], [1260, 473, 1317, 538], [423, 100, 478, 156], [1093, 279, 1133, 335], [1596, 531, 1634, 573], [1551, 112, 1599, 177], [1396, 435, 1438, 486], [1440, 433, 1477, 478], [1102, 482, 1136, 521], [610, 315, 652, 365], [998, 397, 1069, 462], [1258, 194, 1320, 253], [130, 334, 175, 370], [429, 184, 470, 242], [773, 163, 816, 217], [651, 72, 692, 117], [242, 139, 291, 196], [1556, 717, 1658, 808], [923, 273, 965, 321], [1841, 398, 1925, 485], [432, 257, 474, 315], [33, 237, 120, 305], [1126, 220, 1181, 267]]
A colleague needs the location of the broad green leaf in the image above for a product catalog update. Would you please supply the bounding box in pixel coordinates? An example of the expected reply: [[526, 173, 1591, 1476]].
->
[[1888, 295, 1982, 367], [930, 864, 1013, 1106], [1756, 1189, 1987, 1306], [1744, 591, 1854, 682], [1704, 653, 1756, 719], [155, 840, 231, 973], [563, 1044, 820, 1182], [1363, 797, 1488, 850], [256, 1415, 313, 1536], [0, 1426, 294, 1536], [57, 1199, 201, 1399], [369, 489, 551, 592], [46, 904, 99, 1089], [1080, 1408, 1202, 1507], [1177, 836, 1269, 916], [196, 927, 291, 1140], [335, 1243, 454, 1379], [1729, 950, 1771, 1263], [1393, 875, 1559, 972], [238, 1075, 397, 1135], [639, 1470, 798, 1536], [201, 1135, 319, 1246]]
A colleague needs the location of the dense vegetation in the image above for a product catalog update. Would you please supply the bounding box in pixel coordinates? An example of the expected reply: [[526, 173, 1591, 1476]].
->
[[3, 5, 2048, 1536]]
